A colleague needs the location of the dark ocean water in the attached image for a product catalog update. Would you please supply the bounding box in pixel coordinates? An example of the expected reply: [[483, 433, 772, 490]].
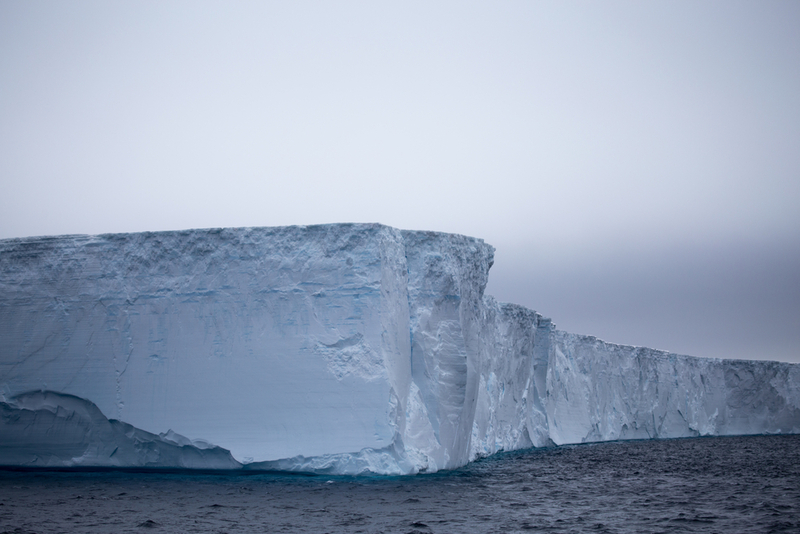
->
[[1, 434, 798, 534]]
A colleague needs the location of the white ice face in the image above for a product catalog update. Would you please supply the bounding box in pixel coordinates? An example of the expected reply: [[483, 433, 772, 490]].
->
[[1, 224, 798, 473]]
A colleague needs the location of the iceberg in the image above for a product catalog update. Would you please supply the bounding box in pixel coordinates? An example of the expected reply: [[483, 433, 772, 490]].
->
[[1, 224, 798, 474]]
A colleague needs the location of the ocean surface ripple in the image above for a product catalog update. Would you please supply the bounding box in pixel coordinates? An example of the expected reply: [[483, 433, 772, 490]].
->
[[2, 434, 799, 533]]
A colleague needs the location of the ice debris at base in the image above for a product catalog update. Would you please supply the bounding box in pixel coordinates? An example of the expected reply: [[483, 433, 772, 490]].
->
[[1, 224, 798, 474]]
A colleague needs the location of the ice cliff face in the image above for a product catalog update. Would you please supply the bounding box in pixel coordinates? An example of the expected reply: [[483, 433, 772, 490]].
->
[[1, 224, 798, 474]]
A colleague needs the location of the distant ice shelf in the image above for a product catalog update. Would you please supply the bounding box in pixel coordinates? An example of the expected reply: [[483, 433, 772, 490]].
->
[[1, 224, 798, 474]]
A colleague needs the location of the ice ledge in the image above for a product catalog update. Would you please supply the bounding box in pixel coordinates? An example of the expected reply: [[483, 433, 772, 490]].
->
[[0, 391, 241, 469]]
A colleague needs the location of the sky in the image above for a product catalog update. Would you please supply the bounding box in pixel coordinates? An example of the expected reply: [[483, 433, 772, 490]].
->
[[1, 1, 798, 363]]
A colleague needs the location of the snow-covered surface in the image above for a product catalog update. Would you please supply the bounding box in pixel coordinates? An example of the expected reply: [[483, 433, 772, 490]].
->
[[1, 224, 798, 474]]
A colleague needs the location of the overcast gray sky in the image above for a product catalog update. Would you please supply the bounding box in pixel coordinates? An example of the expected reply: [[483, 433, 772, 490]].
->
[[1, 1, 798, 363]]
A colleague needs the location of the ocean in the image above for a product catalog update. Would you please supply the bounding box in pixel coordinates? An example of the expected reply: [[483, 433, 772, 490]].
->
[[2, 434, 798, 533]]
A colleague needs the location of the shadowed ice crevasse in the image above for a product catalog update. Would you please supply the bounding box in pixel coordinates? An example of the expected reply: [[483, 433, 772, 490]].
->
[[1, 224, 798, 474]]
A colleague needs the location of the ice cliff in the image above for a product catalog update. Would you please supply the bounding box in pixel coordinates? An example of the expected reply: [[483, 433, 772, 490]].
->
[[1, 224, 798, 474]]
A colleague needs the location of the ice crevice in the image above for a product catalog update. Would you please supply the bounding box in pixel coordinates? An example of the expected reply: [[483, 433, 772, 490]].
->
[[1, 223, 798, 474]]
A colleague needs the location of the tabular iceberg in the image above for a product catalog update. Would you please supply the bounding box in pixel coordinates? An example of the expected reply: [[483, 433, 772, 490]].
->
[[1, 224, 798, 474]]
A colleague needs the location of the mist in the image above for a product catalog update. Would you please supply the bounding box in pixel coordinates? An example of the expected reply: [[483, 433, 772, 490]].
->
[[1, 1, 798, 362]]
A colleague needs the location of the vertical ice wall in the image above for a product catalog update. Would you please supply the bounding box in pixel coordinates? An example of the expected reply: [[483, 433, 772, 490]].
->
[[0, 225, 415, 466], [1, 224, 798, 473], [543, 332, 800, 444], [399, 230, 495, 471], [468, 308, 800, 463]]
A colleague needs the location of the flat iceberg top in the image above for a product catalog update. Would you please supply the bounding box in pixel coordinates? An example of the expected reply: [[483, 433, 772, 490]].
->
[[0, 224, 797, 474], [0, 223, 492, 254]]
